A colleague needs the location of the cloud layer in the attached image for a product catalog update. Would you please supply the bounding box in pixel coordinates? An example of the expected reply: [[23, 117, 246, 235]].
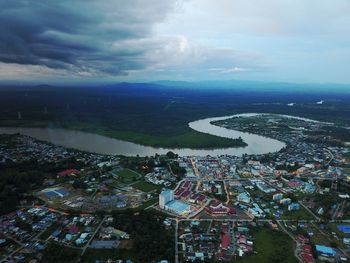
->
[[0, 0, 178, 76], [0, 0, 349, 83]]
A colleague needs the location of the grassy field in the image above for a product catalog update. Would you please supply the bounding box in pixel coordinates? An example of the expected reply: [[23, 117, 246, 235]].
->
[[132, 181, 163, 192], [136, 197, 159, 210], [281, 206, 315, 220], [237, 228, 297, 263], [117, 168, 141, 183]]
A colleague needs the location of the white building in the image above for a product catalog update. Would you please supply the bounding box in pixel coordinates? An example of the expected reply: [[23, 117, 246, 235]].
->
[[159, 189, 174, 209]]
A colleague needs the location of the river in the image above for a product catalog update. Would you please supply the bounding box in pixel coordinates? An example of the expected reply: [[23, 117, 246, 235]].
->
[[0, 113, 295, 157]]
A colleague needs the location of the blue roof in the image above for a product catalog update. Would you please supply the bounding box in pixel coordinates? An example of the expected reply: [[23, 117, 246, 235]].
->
[[44, 188, 70, 197], [166, 200, 189, 214], [315, 245, 336, 256], [52, 229, 61, 237], [56, 188, 69, 195], [45, 191, 58, 198], [337, 225, 350, 234]]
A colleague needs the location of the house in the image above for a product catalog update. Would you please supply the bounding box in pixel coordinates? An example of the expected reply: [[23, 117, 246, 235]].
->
[[301, 252, 315, 263], [273, 193, 283, 201], [280, 198, 292, 205], [237, 192, 251, 204], [288, 203, 300, 211], [297, 235, 310, 244], [221, 233, 230, 250], [57, 169, 80, 177]]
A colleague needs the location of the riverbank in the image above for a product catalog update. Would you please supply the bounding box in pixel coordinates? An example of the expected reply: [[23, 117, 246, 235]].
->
[[64, 122, 247, 149], [0, 120, 246, 149], [0, 113, 287, 156]]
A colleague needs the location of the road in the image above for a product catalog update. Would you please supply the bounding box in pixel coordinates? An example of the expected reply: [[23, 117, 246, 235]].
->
[[298, 201, 320, 221], [276, 221, 303, 263], [175, 219, 179, 263], [81, 215, 107, 256]]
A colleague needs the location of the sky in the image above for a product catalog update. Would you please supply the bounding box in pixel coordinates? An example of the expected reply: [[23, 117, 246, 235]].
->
[[0, 0, 350, 84]]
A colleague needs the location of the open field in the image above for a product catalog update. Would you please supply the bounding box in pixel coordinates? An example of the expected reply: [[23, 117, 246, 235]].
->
[[237, 228, 298, 263], [117, 168, 141, 183], [281, 206, 315, 221], [132, 181, 163, 192]]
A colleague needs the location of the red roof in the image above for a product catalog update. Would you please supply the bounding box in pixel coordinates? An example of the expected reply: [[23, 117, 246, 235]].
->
[[297, 235, 309, 244], [57, 169, 80, 177], [206, 201, 236, 215], [181, 190, 191, 198], [190, 193, 199, 200], [175, 188, 185, 197], [183, 180, 191, 189], [303, 244, 312, 253], [221, 233, 230, 250], [69, 225, 79, 233], [301, 253, 314, 263], [196, 194, 206, 202]]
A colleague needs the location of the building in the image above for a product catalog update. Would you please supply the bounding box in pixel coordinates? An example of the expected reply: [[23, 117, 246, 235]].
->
[[248, 204, 265, 218], [57, 169, 80, 177], [159, 189, 190, 215], [206, 201, 236, 215], [237, 192, 251, 204], [280, 198, 292, 205], [273, 193, 283, 201], [165, 200, 190, 215], [256, 182, 276, 193], [315, 245, 336, 260], [159, 189, 174, 209], [288, 203, 300, 211]]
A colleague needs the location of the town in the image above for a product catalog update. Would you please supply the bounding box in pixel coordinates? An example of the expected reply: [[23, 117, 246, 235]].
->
[[1, 113, 350, 263]]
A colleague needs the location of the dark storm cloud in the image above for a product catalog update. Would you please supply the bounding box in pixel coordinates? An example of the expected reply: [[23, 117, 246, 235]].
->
[[0, 0, 177, 75]]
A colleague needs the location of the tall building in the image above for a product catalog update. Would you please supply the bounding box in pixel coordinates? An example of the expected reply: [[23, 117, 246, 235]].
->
[[159, 189, 174, 209]]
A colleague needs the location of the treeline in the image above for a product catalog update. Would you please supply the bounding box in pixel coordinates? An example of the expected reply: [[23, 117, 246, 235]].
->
[[0, 161, 47, 214], [110, 209, 174, 262], [0, 156, 84, 215]]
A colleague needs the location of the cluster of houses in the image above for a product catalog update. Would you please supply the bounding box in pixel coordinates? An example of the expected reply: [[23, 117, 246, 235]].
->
[[144, 167, 175, 187], [297, 234, 316, 263], [229, 179, 303, 219], [48, 214, 100, 247], [0, 134, 118, 168], [179, 220, 256, 262], [90, 217, 130, 250], [0, 207, 60, 243], [0, 206, 63, 262]]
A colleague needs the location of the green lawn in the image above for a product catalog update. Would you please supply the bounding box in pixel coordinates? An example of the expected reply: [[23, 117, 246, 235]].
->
[[280, 207, 315, 220], [136, 197, 159, 210], [117, 168, 141, 183], [132, 181, 163, 192], [237, 228, 298, 263], [310, 232, 330, 246]]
